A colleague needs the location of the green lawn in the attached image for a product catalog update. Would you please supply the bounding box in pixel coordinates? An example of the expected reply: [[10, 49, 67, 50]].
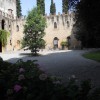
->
[[83, 51, 100, 62]]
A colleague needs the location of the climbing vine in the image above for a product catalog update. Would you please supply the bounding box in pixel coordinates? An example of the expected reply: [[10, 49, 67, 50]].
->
[[0, 30, 10, 47]]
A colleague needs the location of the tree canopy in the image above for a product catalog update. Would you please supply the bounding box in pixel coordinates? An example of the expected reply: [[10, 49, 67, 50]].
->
[[37, 0, 45, 15], [16, 0, 22, 18], [62, 0, 68, 14], [73, 0, 100, 48], [50, 0, 56, 15], [23, 7, 46, 55]]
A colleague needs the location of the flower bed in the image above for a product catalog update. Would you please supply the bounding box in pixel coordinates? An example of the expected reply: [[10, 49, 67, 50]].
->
[[0, 57, 100, 100]]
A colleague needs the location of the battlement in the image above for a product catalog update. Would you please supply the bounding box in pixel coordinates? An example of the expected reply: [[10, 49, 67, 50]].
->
[[44, 12, 74, 25], [45, 12, 68, 17], [45, 12, 74, 20], [16, 16, 26, 21], [0, 0, 16, 18], [0, 10, 14, 19]]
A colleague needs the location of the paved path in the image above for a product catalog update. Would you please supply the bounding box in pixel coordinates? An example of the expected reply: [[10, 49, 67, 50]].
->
[[0, 49, 100, 87]]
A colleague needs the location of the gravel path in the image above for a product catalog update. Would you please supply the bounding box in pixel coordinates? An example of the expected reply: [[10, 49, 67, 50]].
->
[[0, 49, 100, 87]]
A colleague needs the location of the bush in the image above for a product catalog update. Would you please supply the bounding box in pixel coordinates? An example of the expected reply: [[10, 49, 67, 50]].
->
[[0, 58, 100, 100], [60, 41, 68, 50]]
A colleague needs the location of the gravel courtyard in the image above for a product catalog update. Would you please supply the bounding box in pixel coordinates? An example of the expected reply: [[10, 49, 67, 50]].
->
[[0, 49, 100, 87]]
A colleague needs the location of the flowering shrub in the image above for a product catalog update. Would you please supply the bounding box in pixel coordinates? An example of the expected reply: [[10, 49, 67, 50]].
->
[[0, 58, 100, 100]]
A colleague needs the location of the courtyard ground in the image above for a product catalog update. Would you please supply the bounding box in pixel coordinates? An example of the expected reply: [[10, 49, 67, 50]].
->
[[0, 49, 100, 87]]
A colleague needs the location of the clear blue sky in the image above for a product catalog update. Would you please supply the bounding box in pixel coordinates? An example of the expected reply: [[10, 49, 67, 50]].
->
[[21, 0, 62, 16]]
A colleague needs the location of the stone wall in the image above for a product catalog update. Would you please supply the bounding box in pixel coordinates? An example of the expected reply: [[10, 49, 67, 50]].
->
[[11, 17, 25, 51], [0, 0, 16, 19], [0, 11, 80, 52], [44, 13, 74, 50]]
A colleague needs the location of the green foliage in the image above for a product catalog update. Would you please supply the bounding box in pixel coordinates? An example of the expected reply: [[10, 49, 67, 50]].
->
[[16, 0, 22, 17], [74, 0, 100, 47], [61, 41, 68, 50], [62, 0, 68, 14], [0, 59, 100, 100], [37, 0, 45, 15], [50, 0, 56, 15], [60, 41, 70, 49], [60, 41, 68, 46], [0, 30, 10, 47], [23, 7, 46, 55]]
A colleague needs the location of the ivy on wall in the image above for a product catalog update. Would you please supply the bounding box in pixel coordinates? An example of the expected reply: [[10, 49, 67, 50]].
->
[[0, 30, 10, 47]]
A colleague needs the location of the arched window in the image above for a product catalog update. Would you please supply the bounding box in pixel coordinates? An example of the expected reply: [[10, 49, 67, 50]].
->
[[54, 22, 57, 28], [16, 25, 19, 32], [1, 19, 5, 30], [67, 21, 69, 27]]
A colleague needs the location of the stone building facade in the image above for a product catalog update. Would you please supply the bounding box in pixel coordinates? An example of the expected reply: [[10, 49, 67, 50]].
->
[[0, 0, 80, 53], [0, 0, 25, 52], [44, 12, 74, 50]]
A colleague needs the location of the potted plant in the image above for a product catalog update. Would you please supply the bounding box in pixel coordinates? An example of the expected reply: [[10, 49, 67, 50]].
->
[[60, 41, 68, 50]]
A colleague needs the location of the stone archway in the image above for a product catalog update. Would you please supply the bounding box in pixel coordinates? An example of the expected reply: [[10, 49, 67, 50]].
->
[[53, 37, 59, 49]]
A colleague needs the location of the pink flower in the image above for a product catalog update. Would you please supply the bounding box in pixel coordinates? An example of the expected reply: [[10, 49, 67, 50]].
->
[[19, 68, 25, 73], [39, 73, 47, 80], [14, 84, 22, 92], [18, 74, 25, 81]]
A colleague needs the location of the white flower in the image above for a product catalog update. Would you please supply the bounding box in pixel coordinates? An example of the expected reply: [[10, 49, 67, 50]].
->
[[39, 73, 47, 80]]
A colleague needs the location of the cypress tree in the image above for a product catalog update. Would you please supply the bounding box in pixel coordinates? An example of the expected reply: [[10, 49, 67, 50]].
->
[[50, 0, 56, 15], [16, 0, 22, 18], [62, 0, 68, 14], [37, 0, 45, 15]]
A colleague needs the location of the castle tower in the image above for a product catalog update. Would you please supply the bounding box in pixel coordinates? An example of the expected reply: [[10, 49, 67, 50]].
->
[[0, 0, 16, 19]]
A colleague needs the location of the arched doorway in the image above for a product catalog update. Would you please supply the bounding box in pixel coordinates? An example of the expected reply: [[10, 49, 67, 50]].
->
[[54, 22, 57, 28], [0, 19, 5, 52], [1, 19, 5, 30], [53, 37, 59, 49]]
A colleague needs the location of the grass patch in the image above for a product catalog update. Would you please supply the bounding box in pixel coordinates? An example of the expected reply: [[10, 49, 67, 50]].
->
[[83, 51, 100, 62]]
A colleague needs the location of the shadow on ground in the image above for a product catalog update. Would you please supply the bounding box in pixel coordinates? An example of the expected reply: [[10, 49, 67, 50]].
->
[[3, 50, 100, 87]]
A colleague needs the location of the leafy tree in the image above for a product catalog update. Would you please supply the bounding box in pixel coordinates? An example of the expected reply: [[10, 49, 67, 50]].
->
[[73, 0, 100, 48], [16, 0, 22, 18], [62, 0, 68, 14], [50, 0, 56, 15], [37, 0, 45, 15], [23, 7, 46, 55]]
